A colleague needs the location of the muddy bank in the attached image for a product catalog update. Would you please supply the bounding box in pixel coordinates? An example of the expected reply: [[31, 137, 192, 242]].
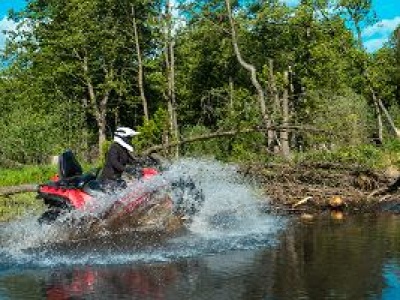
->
[[242, 162, 400, 214]]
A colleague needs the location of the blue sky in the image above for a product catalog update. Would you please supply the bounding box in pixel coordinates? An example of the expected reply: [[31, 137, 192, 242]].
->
[[362, 1, 400, 51], [0, 0, 399, 52]]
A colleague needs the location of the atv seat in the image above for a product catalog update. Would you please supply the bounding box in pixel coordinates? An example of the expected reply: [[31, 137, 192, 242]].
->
[[56, 150, 95, 188], [58, 149, 83, 179]]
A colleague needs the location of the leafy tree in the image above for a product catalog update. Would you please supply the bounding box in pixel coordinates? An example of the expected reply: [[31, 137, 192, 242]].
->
[[4, 0, 161, 154]]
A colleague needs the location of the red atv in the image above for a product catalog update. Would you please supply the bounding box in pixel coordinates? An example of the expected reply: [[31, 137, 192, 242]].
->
[[37, 150, 204, 227]]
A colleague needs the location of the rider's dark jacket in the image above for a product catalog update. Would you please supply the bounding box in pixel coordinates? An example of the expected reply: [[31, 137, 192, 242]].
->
[[99, 142, 138, 181]]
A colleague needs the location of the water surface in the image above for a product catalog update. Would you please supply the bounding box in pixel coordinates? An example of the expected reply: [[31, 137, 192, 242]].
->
[[1, 160, 400, 299]]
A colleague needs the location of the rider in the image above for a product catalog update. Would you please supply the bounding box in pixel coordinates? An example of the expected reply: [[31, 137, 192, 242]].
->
[[99, 126, 142, 189]]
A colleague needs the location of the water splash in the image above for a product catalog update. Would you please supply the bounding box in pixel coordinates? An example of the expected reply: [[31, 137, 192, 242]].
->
[[0, 158, 285, 268], [163, 158, 279, 236]]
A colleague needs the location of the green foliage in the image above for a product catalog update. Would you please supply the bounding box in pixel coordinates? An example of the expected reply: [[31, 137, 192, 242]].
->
[[99, 140, 113, 165], [181, 125, 225, 158], [135, 108, 169, 152], [229, 132, 266, 163], [0, 0, 398, 167], [0, 75, 89, 165], [382, 139, 400, 153], [0, 109, 57, 164], [0, 166, 57, 186], [367, 47, 398, 106], [216, 87, 260, 129], [180, 126, 266, 163], [294, 144, 382, 168], [374, 139, 400, 169], [304, 89, 374, 148]]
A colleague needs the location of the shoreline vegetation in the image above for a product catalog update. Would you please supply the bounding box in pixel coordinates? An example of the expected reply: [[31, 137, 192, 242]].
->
[[0, 1, 399, 224], [3, 144, 400, 222], [244, 161, 398, 215]]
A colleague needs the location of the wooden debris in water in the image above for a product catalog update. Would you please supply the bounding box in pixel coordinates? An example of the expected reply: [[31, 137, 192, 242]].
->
[[330, 211, 344, 220], [328, 196, 344, 209], [300, 213, 314, 221], [292, 196, 313, 208]]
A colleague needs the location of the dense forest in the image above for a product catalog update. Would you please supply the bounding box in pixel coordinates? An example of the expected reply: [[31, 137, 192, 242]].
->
[[0, 0, 399, 166]]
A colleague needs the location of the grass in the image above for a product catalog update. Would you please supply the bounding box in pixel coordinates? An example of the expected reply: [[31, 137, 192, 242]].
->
[[0, 163, 96, 222], [0, 193, 45, 222], [0, 165, 57, 187], [0, 166, 55, 221]]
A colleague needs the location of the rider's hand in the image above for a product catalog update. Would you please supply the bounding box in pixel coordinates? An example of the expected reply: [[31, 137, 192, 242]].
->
[[124, 165, 141, 177], [147, 153, 163, 166]]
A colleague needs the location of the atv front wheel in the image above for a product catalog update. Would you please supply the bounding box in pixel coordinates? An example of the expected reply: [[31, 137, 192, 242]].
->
[[38, 208, 63, 225], [171, 177, 205, 218]]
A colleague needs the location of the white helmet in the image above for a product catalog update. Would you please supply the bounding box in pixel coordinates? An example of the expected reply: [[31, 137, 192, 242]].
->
[[114, 127, 140, 152], [114, 127, 140, 138]]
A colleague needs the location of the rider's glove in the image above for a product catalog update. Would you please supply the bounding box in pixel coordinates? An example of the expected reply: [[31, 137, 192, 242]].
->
[[124, 165, 141, 177]]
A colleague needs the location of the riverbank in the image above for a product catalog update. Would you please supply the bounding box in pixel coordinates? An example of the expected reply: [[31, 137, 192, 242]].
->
[[242, 162, 400, 214], [2, 159, 400, 222], [0, 192, 44, 222]]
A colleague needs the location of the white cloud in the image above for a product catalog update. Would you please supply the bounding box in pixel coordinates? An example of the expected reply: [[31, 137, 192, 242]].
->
[[279, 0, 300, 6], [364, 37, 388, 52], [0, 16, 18, 50], [361, 16, 400, 52], [362, 16, 400, 38]]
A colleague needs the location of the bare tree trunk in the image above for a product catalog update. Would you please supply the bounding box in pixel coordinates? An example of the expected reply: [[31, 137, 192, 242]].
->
[[82, 54, 110, 154], [229, 77, 234, 113], [370, 86, 400, 138], [169, 40, 179, 157], [132, 5, 149, 122], [355, 22, 363, 49], [281, 71, 291, 159], [377, 98, 400, 138], [224, 0, 272, 148], [268, 59, 280, 114], [164, 38, 172, 157], [268, 59, 279, 151], [164, 0, 180, 158], [371, 91, 383, 142]]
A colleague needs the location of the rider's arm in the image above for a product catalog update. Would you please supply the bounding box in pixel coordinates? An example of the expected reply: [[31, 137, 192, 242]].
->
[[107, 144, 126, 173], [127, 151, 144, 166]]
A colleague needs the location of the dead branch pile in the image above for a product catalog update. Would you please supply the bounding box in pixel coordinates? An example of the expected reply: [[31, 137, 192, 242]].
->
[[242, 162, 393, 212]]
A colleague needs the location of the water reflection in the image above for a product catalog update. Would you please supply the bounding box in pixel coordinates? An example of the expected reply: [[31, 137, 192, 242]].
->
[[273, 215, 388, 300], [382, 261, 400, 299], [1, 214, 400, 299], [44, 264, 186, 300]]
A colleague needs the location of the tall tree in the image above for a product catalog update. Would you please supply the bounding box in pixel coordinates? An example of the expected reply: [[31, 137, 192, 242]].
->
[[163, 0, 179, 157], [131, 4, 149, 122], [5, 0, 159, 153], [224, 0, 272, 146], [337, 0, 374, 49]]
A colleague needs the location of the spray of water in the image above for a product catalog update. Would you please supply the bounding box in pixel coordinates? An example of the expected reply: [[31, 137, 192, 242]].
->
[[163, 158, 278, 235], [0, 158, 285, 267]]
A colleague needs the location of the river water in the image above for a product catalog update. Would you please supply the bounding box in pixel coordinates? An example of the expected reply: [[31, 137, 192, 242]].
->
[[1, 160, 400, 299]]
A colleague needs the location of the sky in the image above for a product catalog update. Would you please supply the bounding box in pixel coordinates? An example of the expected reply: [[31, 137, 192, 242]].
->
[[0, 0, 399, 52]]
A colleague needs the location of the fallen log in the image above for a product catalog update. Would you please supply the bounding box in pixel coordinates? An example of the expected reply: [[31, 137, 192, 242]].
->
[[0, 184, 38, 197], [141, 125, 331, 156]]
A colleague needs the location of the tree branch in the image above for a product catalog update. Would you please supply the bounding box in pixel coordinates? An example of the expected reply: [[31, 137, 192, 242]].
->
[[141, 125, 332, 156], [0, 184, 38, 197]]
